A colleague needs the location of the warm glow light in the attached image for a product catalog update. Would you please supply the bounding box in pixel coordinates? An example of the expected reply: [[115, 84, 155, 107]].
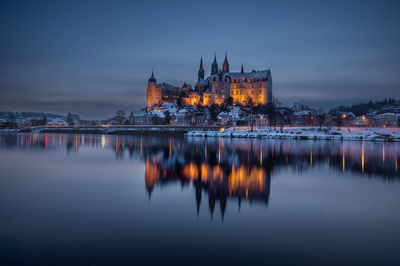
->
[[228, 166, 265, 197], [342, 114, 346, 118], [183, 163, 198, 180], [219, 127, 225, 132], [140, 136, 142, 154], [361, 142, 365, 173], [169, 138, 172, 157], [342, 147, 345, 172], [362, 115, 366, 120], [218, 141, 221, 164]]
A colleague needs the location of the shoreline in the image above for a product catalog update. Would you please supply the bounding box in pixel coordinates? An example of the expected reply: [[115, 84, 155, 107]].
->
[[0, 125, 221, 136], [186, 127, 400, 142], [1, 126, 400, 142]]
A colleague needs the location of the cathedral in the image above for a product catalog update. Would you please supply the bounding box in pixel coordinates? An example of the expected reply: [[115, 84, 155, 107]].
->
[[146, 53, 272, 108]]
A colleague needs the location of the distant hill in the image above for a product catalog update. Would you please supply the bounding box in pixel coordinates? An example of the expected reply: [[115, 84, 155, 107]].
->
[[0, 111, 65, 122], [330, 98, 400, 116]]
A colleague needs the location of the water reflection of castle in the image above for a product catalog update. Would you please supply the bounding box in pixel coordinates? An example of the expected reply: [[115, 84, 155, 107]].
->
[[1, 133, 400, 216], [145, 157, 270, 217]]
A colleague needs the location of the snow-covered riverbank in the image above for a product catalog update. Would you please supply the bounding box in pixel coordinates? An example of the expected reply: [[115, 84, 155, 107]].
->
[[186, 127, 400, 142]]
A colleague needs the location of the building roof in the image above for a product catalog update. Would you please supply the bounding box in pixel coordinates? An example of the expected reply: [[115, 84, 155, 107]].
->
[[158, 82, 177, 90], [206, 69, 271, 82]]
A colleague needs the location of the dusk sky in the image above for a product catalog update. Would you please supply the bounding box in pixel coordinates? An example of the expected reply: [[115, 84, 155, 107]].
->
[[1, 0, 399, 119]]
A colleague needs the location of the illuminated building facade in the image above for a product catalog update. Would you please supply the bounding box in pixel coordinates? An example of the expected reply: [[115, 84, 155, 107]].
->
[[146, 53, 273, 107]]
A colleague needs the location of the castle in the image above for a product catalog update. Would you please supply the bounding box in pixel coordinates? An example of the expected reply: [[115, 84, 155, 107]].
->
[[147, 53, 272, 108]]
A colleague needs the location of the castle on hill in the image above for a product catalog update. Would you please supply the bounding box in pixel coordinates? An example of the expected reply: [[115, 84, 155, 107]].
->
[[146, 53, 272, 108]]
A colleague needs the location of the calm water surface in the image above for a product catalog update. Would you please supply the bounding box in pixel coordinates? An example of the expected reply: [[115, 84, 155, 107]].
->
[[0, 133, 400, 265]]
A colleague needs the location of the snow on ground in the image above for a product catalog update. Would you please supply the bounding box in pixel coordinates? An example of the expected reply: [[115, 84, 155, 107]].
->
[[186, 127, 400, 142]]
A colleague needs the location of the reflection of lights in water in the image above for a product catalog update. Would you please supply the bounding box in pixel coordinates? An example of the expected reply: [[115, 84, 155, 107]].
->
[[228, 166, 265, 196], [169, 138, 172, 157], [218, 141, 221, 164], [6, 134, 400, 180], [383, 143, 385, 163], [101, 135, 106, 148], [342, 149, 345, 172], [115, 136, 119, 153], [183, 163, 198, 180], [362, 142, 365, 173]]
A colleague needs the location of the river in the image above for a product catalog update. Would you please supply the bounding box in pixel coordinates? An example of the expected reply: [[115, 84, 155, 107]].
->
[[0, 133, 399, 265]]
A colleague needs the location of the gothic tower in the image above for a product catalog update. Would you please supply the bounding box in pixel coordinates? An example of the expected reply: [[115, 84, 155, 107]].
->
[[211, 53, 218, 75], [241, 63, 244, 73], [146, 70, 161, 107], [222, 52, 229, 73], [198, 57, 204, 81]]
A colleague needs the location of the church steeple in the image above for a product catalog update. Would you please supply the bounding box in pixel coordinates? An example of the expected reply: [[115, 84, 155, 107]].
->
[[241, 63, 244, 73], [211, 53, 218, 75], [222, 51, 229, 73], [198, 57, 204, 81]]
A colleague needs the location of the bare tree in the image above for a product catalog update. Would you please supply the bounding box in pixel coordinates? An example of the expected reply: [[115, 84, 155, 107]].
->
[[317, 108, 326, 130], [113, 110, 126, 125]]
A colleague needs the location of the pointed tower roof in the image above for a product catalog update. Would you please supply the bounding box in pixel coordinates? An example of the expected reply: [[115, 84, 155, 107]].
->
[[200, 57, 204, 70], [211, 53, 218, 75], [148, 69, 156, 83], [241, 63, 244, 73], [222, 51, 229, 73]]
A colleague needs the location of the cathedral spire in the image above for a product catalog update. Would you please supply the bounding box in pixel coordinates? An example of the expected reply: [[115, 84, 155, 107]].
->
[[198, 57, 204, 81], [241, 63, 244, 73], [211, 53, 218, 75], [222, 51, 229, 73]]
